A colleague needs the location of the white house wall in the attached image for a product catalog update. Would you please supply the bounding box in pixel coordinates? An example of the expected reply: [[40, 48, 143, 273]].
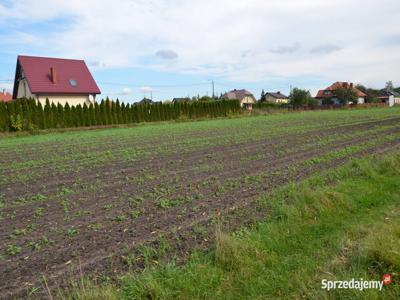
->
[[36, 95, 94, 106], [240, 96, 255, 107], [388, 95, 395, 107]]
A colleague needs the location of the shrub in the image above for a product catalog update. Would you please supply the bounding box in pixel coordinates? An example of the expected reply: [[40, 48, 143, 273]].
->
[[10, 114, 23, 131]]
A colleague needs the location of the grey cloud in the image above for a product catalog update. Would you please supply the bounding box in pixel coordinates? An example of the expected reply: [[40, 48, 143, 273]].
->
[[269, 42, 301, 54], [241, 50, 254, 58], [89, 60, 106, 67], [310, 44, 341, 54], [155, 49, 178, 60], [90, 60, 100, 66]]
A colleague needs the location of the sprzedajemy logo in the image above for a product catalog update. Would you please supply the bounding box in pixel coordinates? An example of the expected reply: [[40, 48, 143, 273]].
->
[[321, 275, 393, 292]]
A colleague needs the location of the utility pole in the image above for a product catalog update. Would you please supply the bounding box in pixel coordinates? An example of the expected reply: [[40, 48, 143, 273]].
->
[[212, 80, 215, 99]]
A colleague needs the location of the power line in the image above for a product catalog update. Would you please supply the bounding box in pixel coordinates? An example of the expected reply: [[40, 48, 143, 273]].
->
[[97, 81, 210, 88]]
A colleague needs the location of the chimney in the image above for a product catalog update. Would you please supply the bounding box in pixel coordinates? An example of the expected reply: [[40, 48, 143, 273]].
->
[[350, 82, 353, 88], [277, 91, 281, 94], [2, 89, 5, 95], [50, 67, 57, 84]]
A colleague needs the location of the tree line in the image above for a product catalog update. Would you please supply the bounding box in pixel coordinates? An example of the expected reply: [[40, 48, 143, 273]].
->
[[0, 98, 241, 132]]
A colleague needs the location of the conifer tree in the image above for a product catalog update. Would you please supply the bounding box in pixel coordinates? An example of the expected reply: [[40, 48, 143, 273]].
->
[[64, 103, 71, 127], [36, 101, 45, 129], [44, 99, 52, 129], [88, 103, 96, 126], [51, 103, 58, 128], [115, 99, 122, 124], [83, 103, 89, 126], [105, 98, 112, 125], [0, 101, 8, 131], [57, 103, 64, 128], [94, 102, 101, 125], [100, 100, 107, 125], [120, 103, 127, 124], [76, 104, 83, 127]]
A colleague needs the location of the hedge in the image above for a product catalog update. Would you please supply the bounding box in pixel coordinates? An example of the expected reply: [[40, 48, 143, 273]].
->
[[0, 98, 241, 132]]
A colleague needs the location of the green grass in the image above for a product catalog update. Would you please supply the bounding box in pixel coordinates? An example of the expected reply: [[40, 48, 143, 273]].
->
[[53, 150, 400, 300]]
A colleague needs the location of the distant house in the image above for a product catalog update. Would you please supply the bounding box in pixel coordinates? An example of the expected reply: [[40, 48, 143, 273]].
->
[[13, 55, 101, 106], [265, 91, 289, 104], [138, 98, 154, 104], [315, 82, 366, 105], [172, 97, 190, 103], [377, 90, 400, 107], [221, 89, 256, 110], [0, 89, 12, 102]]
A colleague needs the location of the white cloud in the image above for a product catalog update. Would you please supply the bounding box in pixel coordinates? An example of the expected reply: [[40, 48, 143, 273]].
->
[[122, 87, 132, 95], [140, 86, 153, 93], [310, 44, 342, 55], [269, 42, 301, 55], [1, 0, 400, 88]]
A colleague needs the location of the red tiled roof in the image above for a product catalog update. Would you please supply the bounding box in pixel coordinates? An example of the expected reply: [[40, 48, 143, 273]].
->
[[17, 55, 101, 95], [316, 82, 366, 98], [0, 91, 13, 102]]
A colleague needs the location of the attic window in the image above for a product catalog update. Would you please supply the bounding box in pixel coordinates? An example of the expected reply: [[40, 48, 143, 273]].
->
[[69, 79, 77, 87]]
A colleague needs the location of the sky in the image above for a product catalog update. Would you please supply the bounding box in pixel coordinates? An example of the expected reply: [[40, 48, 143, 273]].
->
[[0, 0, 399, 102]]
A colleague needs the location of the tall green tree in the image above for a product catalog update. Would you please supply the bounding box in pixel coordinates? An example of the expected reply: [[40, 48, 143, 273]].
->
[[83, 103, 90, 126], [44, 99, 52, 129], [260, 89, 266, 102], [289, 88, 313, 107], [51, 103, 58, 127], [0, 101, 8, 131], [335, 87, 358, 105]]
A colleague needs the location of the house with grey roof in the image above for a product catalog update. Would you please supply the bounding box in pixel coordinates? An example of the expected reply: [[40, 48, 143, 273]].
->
[[265, 91, 289, 104], [377, 89, 400, 107], [172, 97, 190, 103], [221, 89, 256, 110]]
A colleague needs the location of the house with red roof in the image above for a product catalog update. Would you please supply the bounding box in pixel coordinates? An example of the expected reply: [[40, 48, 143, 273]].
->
[[13, 55, 101, 106], [315, 82, 366, 105], [0, 89, 13, 102]]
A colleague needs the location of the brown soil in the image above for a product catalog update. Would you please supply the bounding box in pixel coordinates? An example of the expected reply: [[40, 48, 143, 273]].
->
[[0, 116, 399, 299]]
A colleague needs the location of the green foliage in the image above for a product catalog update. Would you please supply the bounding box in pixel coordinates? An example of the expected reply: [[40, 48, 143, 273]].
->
[[10, 114, 23, 131], [289, 87, 314, 107], [6, 244, 22, 256], [259, 89, 266, 102], [0, 98, 241, 132], [335, 87, 359, 104]]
